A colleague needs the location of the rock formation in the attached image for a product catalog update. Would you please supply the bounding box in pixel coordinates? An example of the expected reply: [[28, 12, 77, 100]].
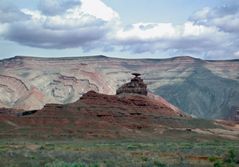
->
[[2, 91, 239, 141], [1, 55, 239, 119], [0, 90, 190, 139], [116, 73, 147, 96]]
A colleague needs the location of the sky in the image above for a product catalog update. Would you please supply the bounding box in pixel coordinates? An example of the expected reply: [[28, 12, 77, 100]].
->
[[0, 0, 239, 60]]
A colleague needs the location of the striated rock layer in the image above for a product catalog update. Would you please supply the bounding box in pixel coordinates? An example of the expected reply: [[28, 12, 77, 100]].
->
[[0, 55, 239, 119], [0, 91, 190, 139]]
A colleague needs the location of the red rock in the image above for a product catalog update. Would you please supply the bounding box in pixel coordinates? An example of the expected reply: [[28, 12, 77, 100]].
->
[[0, 91, 189, 139]]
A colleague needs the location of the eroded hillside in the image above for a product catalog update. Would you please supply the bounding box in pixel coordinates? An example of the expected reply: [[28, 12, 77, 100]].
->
[[0, 55, 239, 119]]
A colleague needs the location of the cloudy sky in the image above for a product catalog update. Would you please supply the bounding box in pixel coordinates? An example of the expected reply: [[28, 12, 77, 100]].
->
[[0, 0, 239, 60]]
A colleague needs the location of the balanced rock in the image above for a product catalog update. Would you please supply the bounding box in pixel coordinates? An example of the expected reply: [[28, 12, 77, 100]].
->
[[116, 73, 148, 96]]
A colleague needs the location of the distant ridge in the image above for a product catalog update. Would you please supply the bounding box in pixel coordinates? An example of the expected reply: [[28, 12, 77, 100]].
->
[[1, 55, 239, 62]]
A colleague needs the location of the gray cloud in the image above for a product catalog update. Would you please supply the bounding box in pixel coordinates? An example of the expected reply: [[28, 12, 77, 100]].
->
[[1, 0, 114, 50], [190, 5, 239, 33], [3, 19, 109, 49], [139, 23, 158, 31], [38, 0, 81, 16], [120, 35, 236, 59], [117, 36, 228, 56], [0, 5, 30, 23]]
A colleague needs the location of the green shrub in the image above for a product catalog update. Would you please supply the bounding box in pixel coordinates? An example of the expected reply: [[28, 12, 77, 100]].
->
[[213, 160, 223, 167], [141, 156, 149, 162], [141, 159, 167, 167], [224, 149, 236, 164], [153, 160, 166, 167], [209, 156, 219, 162], [209, 149, 238, 167]]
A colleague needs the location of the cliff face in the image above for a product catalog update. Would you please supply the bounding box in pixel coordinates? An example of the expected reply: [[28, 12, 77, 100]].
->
[[0, 56, 239, 119]]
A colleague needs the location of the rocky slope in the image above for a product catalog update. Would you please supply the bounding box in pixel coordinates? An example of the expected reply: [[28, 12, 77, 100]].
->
[[0, 91, 187, 138], [1, 91, 238, 140], [0, 55, 239, 119]]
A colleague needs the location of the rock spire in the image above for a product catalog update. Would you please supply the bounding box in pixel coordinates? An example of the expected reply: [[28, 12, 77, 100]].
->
[[116, 73, 147, 95]]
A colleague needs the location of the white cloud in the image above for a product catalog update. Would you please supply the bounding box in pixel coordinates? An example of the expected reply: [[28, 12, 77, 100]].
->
[[80, 0, 119, 21], [116, 23, 177, 41], [182, 22, 216, 36], [116, 21, 222, 42], [42, 7, 106, 30]]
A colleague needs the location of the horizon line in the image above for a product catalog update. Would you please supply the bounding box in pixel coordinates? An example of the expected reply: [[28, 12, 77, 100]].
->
[[1, 55, 239, 62]]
